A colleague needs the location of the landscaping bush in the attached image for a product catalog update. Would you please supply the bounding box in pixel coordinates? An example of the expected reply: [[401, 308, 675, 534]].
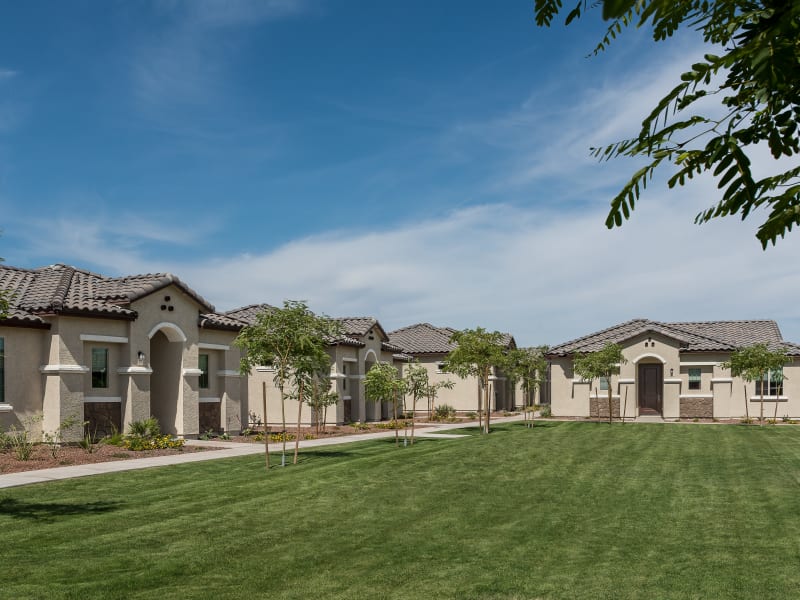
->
[[538, 404, 552, 418], [123, 435, 185, 451], [431, 405, 456, 422]]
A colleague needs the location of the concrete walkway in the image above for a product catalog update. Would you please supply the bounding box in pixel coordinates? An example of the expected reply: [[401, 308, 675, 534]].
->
[[0, 415, 523, 489]]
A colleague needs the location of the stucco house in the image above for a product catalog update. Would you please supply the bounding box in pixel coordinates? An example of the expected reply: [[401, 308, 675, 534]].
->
[[0, 264, 246, 441], [547, 319, 800, 420], [388, 323, 520, 415], [226, 306, 407, 426]]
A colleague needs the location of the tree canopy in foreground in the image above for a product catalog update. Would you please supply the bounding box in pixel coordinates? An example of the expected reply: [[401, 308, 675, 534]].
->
[[534, 0, 800, 248]]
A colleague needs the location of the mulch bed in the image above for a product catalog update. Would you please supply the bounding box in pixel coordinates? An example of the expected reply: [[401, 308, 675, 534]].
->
[[0, 443, 215, 475]]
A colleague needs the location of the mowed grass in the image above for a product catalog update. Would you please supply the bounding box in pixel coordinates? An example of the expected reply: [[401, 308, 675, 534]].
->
[[4, 422, 800, 599]]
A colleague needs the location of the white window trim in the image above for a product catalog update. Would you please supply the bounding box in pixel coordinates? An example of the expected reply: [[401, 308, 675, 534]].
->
[[680, 361, 719, 366], [342, 357, 358, 363], [198, 342, 230, 351], [216, 370, 241, 378], [0, 403, 13, 412], [199, 397, 221, 404], [618, 378, 635, 384], [117, 366, 153, 375], [679, 394, 713, 399], [256, 366, 276, 372], [80, 334, 128, 344], [40, 364, 90, 374], [83, 396, 122, 403], [590, 394, 621, 399], [711, 377, 733, 383], [664, 378, 682, 384], [183, 368, 203, 377], [750, 396, 789, 401]]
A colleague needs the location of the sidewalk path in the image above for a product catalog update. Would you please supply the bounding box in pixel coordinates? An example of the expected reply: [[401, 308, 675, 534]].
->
[[0, 414, 524, 489]]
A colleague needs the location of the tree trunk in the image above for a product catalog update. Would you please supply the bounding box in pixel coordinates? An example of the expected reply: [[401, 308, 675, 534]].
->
[[743, 384, 750, 423], [760, 371, 765, 426], [293, 379, 304, 465], [622, 387, 628, 425], [262, 382, 270, 471], [607, 381, 613, 425], [485, 376, 491, 434], [394, 395, 399, 447], [477, 380, 483, 431], [279, 382, 287, 465], [410, 393, 416, 445]]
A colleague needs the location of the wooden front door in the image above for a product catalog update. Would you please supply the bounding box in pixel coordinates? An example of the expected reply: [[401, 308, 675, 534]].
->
[[638, 364, 663, 413]]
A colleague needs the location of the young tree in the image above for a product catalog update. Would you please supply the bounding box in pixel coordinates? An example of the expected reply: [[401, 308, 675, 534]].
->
[[289, 347, 333, 464], [534, 0, 800, 248], [721, 344, 788, 425], [403, 362, 427, 445], [305, 366, 340, 435], [364, 362, 407, 447], [445, 328, 507, 434], [424, 380, 455, 421], [235, 300, 341, 469], [507, 346, 549, 428], [573, 343, 627, 424]]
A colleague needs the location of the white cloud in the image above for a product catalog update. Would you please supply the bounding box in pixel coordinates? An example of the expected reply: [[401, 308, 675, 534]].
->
[[0, 69, 16, 81]]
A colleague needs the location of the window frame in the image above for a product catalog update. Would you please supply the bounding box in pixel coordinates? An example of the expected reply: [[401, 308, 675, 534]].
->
[[755, 368, 783, 396], [199, 353, 210, 389], [688, 368, 701, 390], [91, 347, 109, 389]]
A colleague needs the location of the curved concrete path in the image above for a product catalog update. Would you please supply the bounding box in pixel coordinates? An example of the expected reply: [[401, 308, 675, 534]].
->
[[0, 415, 524, 489]]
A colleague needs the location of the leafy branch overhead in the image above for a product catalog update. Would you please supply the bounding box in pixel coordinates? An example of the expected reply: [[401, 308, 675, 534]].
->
[[534, 0, 800, 248]]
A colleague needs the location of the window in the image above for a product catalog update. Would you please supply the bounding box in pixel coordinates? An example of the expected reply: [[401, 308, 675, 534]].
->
[[0, 337, 5, 403], [199, 354, 209, 389], [755, 369, 783, 396], [437, 362, 447, 373], [688, 368, 701, 390], [91, 348, 108, 388], [599, 376, 609, 391], [342, 363, 347, 390]]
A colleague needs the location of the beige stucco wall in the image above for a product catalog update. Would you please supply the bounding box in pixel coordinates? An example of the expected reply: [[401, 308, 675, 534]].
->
[[550, 335, 800, 420], [0, 325, 48, 436], [2, 283, 241, 441]]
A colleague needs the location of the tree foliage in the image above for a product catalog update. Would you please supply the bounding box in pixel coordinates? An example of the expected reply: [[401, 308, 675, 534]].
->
[[534, 0, 800, 248], [506, 346, 549, 427], [235, 300, 341, 468], [721, 343, 788, 424], [364, 361, 407, 447], [573, 343, 627, 423], [445, 327, 508, 434]]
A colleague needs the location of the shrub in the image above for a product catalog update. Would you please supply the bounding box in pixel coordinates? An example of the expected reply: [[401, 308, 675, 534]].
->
[[431, 405, 456, 422], [348, 422, 370, 431], [102, 427, 125, 447], [375, 420, 411, 429], [7, 427, 35, 461], [128, 416, 160, 439], [124, 435, 185, 451], [269, 432, 295, 443], [466, 411, 477, 419], [538, 405, 552, 418], [740, 416, 754, 424]]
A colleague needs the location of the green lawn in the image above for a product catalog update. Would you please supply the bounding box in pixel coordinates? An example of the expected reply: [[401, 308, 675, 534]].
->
[[3, 422, 800, 599]]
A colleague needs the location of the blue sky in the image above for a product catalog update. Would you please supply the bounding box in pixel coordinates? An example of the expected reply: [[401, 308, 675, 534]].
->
[[1, 0, 798, 345]]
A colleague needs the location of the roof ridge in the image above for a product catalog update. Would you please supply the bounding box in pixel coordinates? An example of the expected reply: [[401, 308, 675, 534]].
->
[[51, 265, 75, 312], [550, 318, 650, 352]]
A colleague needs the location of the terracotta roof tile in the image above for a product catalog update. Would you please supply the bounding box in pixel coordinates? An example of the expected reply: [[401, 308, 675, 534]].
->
[[0, 263, 217, 325], [548, 319, 800, 356], [388, 323, 516, 354]]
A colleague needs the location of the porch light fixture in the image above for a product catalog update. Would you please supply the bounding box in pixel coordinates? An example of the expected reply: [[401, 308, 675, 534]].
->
[[670, 368, 674, 376], [137, 351, 146, 365]]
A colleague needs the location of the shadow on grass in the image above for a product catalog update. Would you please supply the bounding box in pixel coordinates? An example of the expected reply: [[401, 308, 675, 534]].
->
[[0, 497, 124, 522]]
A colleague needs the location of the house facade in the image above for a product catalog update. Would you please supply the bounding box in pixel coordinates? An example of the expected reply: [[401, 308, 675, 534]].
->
[[226, 306, 406, 426], [547, 319, 800, 420], [388, 323, 520, 415], [0, 264, 245, 441]]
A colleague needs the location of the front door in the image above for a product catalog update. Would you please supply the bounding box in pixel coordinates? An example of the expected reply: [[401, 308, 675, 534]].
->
[[638, 364, 663, 413]]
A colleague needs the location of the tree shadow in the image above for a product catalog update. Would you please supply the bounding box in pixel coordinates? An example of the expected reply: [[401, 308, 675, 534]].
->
[[0, 497, 124, 522]]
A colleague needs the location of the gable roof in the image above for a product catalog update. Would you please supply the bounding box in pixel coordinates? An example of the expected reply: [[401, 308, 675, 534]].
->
[[388, 323, 516, 355], [548, 318, 800, 356], [0, 263, 239, 330]]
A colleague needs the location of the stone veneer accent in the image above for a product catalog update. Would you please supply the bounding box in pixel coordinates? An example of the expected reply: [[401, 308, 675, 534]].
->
[[680, 397, 713, 419], [590, 397, 621, 418], [84, 402, 122, 439], [199, 403, 221, 433]]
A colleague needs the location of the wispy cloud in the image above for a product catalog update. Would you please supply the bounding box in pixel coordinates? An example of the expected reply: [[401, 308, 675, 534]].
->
[[0, 69, 17, 81]]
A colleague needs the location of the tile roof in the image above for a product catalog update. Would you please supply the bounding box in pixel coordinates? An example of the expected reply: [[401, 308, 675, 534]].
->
[[226, 304, 367, 348], [0, 263, 231, 328], [548, 318, 800, 356], [388, 323, 516, 354]]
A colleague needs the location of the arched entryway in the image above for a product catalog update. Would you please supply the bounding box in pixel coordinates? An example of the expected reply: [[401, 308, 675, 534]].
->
[[637, 355, 665, 416], [149, 323, 186, 435]]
